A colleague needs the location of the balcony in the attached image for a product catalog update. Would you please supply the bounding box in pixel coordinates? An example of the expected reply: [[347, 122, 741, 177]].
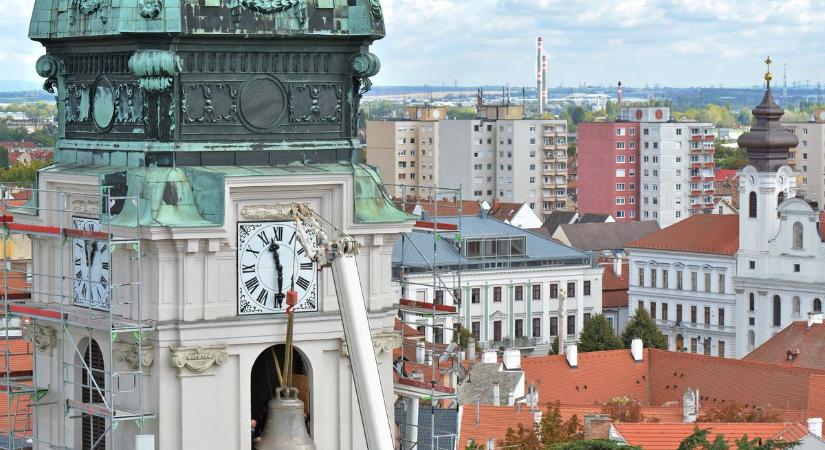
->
[[480, 336, 542, 351], [691, 203, 702, 209], [690, 190, 702, 196], [655, 318, 735, 335]]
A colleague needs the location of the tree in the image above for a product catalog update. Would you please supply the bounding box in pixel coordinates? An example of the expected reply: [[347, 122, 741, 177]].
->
[[697, 402, 781, 423], [621, 307, 668, 349], [577, 314, 622, 352], [548, 336, 559, 355], [549, 440, 640, 450], [499, 401, 583, 449], [677, 427, 799, 450], [0, 146, 9, 170], [601, 396, 644, 423]]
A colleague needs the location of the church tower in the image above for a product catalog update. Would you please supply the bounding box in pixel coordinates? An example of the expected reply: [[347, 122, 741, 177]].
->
[[9, 1, 413, 449]]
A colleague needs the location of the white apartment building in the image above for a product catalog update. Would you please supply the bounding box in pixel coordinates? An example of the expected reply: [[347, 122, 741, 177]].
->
[[786, 114, 825, 209], [439, 112, 570, 219], [625, 107, 716, 227], [393, 215, 603, 352]]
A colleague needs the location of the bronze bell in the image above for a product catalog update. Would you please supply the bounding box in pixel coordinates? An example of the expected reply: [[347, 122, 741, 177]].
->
[[257, 387, 316, 450]]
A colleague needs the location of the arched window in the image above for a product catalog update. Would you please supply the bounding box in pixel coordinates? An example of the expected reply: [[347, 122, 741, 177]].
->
[[748, 330, 755, 348], [773, 295, 782, 327], [703, 337, 712, 356], [815, 298, 822, 313], [82, 340, 105, 450], [793, 222, 804, 250], [793, 296, 801, 318], [749, 192, 758, 218], [777, 191, 786, 206], [675, 334, 685, 352]]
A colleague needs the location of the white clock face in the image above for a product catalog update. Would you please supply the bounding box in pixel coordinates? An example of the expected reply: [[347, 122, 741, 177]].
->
[[237, 222, 318, 315], [72, 217, 111, 311]]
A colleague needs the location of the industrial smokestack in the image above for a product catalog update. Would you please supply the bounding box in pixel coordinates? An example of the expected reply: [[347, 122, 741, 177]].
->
[[541, 54, 548, 114], [536, 37, 544, 115]]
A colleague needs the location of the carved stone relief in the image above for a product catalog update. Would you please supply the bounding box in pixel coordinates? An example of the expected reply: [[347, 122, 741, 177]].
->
[[182, 83, 238, 123], [238, 75, 287, 132], [170, 344, 229, 376], [239, 0, 307, 25], [70, 0, 110, 24], [114, 83, 144, 125], [240, 203, 301, 221], [114, 343, 154, 370], [289, 83, 342, 123], [66, 84, 90, 123], [138, 0, 163, 19], [22, 324, 57, 352], [340, 332, 401, 358]]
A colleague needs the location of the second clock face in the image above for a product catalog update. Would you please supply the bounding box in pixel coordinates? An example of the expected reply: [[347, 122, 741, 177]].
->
[[72, 217, 111, 311], [237, 222, 318, 315]]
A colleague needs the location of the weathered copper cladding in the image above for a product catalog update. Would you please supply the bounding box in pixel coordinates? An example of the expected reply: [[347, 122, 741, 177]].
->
[[737, 82, 799, 172]]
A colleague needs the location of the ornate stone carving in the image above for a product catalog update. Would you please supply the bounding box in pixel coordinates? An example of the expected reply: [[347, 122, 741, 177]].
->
[[182, 83, 238, 123], [70, 0, 109, 24], [128, 50, 181, 93], [36, 55, 62, 94], [239, 0, 307, 25], [114, 343, 154, 370], [240, 203, 306, 221], [138, 0, 163, 19], [114, 83, 144, 125], [22, 324, 57, 352], [350, 52, 380, 134], [340, 332, 401, 358], [70, 198, 100, 214], [289, 83, 342, 123], [170, 345, 228, 376], [66, 84, 90, 123], [369, 0, 383, 19]]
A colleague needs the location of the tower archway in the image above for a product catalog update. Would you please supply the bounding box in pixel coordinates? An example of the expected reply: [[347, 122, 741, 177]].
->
[[250, 344, 312, 440]]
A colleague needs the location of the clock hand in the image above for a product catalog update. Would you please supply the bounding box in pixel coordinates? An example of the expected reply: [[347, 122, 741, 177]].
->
[[269, 241, 285, 310], [87, 241, 97, 302]]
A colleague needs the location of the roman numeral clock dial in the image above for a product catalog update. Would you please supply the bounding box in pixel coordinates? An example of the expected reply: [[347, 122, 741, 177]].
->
[[71, 217, 111, 311], [237, 222, 318, 315]]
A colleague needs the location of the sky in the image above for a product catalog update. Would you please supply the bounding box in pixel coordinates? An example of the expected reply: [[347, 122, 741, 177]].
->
[[2, 0, 824, 88]]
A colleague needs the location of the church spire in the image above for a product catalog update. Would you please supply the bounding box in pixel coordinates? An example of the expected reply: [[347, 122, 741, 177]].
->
[[737, 56, 799, 172]]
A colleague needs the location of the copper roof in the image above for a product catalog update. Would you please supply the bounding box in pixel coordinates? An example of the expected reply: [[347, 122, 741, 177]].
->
[[626, 215, 739, 255]]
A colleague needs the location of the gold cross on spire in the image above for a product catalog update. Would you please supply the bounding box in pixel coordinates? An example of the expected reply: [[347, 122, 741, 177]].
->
[[764, 56, 773, 83]]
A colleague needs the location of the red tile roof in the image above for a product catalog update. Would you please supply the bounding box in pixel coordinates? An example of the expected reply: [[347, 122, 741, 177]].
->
[[396, 199, 484, 217], [0, 339, 33, 376], [626, 215, 739, 255], [601, 261, 628, 308], [715, 169, 739, 181], [486, 201, 527, 222], [613, 422, 808, 450], [744, 321, 825, 370]]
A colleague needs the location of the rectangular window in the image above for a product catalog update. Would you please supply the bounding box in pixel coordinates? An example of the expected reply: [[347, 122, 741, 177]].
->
[[567, 282, 576, 298], [514, 285, 524, 301], [533, 318, 542, 337], [515, 319, 524, 338], [493, 286, 502, 302], [718, 340, 725, 357], [471, 321, 480, 339], [651, 269, 657, 288], [435, 290, 444, 305], [704, 307, 711, 324], [662, 270, 669, 289], [691, 306, 697, 323], [549, 317, 558, 336], [550, 283, 558, 298], [584, 281, 591, 296], [691, 337, 697, 353], [650, 301, 657, 319], [532, 284, 541, 300], [691, 272, 697, 291], [704, 273, 711, 293], [718, 274, 725, 293], [676, 304, 683, 322], [676, 271, 683, 290], [638, 268, 645, 287], [718, 308, 725, 327], [471, 288, 480, 304], [662, 303, 668, 321], [584, 313, 592, 324], [616, 155, 626, 163], [493, 320, 502, 342], [566, 315, 577, 335], [749, 295, 755, 311]]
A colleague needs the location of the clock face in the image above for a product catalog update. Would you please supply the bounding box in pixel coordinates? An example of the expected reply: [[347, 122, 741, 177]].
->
[[72, 217, 111, 311], [237, 222, 318, 315]]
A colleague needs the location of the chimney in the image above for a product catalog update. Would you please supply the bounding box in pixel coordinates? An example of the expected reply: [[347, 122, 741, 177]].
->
[[425, 349, 433, 365], [613, 256, 623, 277], [416, 341, 425, 364], [533, 409, 542, 425], [808, 312, 824, 328], [467, 338, 476, 362], [808, 417, 823, 438], [566, 344, 578, 368], [482, 350, 497, 364], [584, 414, 612, 439], [527, 384, 539, 409], [631, 338, 644, 362], [503, 349, 521, 370], [486, 438, 494, 450], [683, 387, 698, 423], [492, 383, 501, 406], [507, 392, 515, 407]]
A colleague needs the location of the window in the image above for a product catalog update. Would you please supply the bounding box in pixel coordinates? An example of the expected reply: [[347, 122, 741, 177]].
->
[[549, 317, 557, 336], [82, 340, 106, 450], [703, 337, 711, 356], [650, 302, 657, 319], [662, 303, 668, 321], [748, 330, 755, 348], [793, 222, 804, 249], [616, 142, 626, 149], [584, 281, 591, 296], [815, 298, 822, 312], [675, 334, 684, 351], [773, 295, 781, 327], [616, 183, 626, 191], [515, 286, 523, 301], [651, 270, 657, 288], [533, 318, 542, 337], [616, 211, 625, 218], [718, 340, 725, 357], [515, 319, 524, 338], [749, 260, 755, 270], [638, 300, 644, 311], [616, 155, 625, 163], [749, 192, 757, 218], [718, 308, 725, 326], [616, 169, 626, 177], [676, 304, 683, 322], [676, 271, 683, 290], [629, 155, 636, 163], [616, 197, 625, 205], [704, 273, 711, 293], [567, 315, 576, 335], [630, 141, 636, 149], [435, 290, 444, 305], [638, 268, 645, 287], [718, 274, 725, 293], [690, 306, 697, 323], [493, 320, 502, 342], [630, 128, 636, 135], [704, 306, 710, 324], [643, 128, 649, 135], [532, 284, 541, 300], [690, 272, 697, 291], [493, 286, 502, 302], [690, 337, 697, 353], [550, 283, 558, 298], [749, 293, 755, 312], [793, 296, 801, 318], [567, 282, 576, 298], [662, 270, 669, 289], [471, 288, 480, 304], [616, 128, 626, 136]]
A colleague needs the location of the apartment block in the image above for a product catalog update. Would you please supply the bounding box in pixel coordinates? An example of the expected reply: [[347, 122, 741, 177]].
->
[[785, 112, 825, 208], [366, 106, 445, 198], [577, 121, 641, 221], [439, 107, 571, 219]]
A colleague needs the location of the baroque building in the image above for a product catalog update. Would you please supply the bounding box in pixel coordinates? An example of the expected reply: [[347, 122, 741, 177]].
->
[[13, 1, 413, 449]]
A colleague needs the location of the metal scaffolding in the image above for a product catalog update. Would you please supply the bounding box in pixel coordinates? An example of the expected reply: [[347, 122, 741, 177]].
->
[[0, 184, 153, 450], [387, 183, 464, 450]]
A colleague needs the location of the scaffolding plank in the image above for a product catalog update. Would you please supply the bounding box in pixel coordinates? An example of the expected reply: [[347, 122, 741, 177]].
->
[[9, 305, 65, 321], [399, 299, 457, 315], [66, 400, 154, 422]]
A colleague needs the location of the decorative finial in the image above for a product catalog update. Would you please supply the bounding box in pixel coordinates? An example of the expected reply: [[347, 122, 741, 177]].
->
[[764, 56, 773, 85]]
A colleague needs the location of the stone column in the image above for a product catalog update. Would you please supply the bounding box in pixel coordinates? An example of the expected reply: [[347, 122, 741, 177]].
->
[[403, 396, 420, 450]]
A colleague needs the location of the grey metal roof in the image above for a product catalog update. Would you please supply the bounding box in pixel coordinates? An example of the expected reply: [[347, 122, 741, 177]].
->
[[559, 221, 662, 252], [394, 404, 458, 450], [538, 211, 577, 235], [392, 215, 592, 270], [457, 363, 523, 405]]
